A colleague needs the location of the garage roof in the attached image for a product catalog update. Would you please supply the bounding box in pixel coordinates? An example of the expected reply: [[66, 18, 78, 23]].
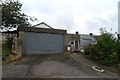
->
[[19, 26, 67, 34], [32, 22, 54, 29]]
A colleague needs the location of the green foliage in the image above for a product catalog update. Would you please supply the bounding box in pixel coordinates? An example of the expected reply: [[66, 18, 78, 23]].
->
[[1, 0, 37, 31], [62, 52, 72, 59], [116, 40, 120, 62], [2, 43, 12, 55], [2, 37, 13, 55], [99, 27, 107, 35], [84, 44, 99, 60], [84, 33, 119, 66], [5, 37, 13, 49]]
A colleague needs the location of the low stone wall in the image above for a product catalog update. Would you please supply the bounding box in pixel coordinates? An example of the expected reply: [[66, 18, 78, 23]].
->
[[15, 31, 25, 58], [2, 33, 17, 43], [2, 31, 25, 58], [9, 31, 25, 58]]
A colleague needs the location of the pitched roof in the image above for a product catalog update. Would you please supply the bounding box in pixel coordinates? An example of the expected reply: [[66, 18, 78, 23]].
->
[[32, 22, 54, 29], [94, 35, 100, 40], [80, 34, 96, 41]]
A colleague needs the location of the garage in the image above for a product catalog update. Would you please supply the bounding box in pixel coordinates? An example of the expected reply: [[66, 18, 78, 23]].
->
[[24, 32, 64, 54], [17, 22, 66, 55]]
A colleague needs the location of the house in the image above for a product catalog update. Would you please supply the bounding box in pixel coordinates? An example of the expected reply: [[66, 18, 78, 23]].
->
[[94, 35, 100, 40], [80, 34, 97, 52], [64, 33, 98, 53], [1, 22, 99, 57], [64, 32, 80, 52]]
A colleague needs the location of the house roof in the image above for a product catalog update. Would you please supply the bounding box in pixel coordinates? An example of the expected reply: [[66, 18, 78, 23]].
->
[[32, 22, 54, 29], [94, 35, 100, 40], [80, 34, 96, 41]]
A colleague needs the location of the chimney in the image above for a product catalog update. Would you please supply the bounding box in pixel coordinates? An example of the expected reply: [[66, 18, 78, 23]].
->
[[89, 33, 93, 36], [75, 31, 79, 34]]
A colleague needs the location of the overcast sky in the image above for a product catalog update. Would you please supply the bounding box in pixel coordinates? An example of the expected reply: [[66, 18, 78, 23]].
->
[[20, 0, 119, 35]]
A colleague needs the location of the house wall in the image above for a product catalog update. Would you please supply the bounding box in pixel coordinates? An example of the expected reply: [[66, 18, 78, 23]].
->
[[64, 34, 80, 51], [80, 34, 97, 51]]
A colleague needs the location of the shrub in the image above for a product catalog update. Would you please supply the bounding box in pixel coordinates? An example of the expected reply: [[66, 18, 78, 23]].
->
[[5, 37, 13, 49], [2, 43, 12, 55], [62, 52, 72, 59], [84, 44, 99, 60], [2, 37, 13, 55], [84, 33, 119, 66]]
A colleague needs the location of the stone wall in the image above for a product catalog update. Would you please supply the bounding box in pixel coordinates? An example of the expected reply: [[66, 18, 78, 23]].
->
[[16, 31, 25, 58], [12, 37, 18, 54], [11, 31, 25, 58], [1, 31, 25, 58], [64, 34, 80, 52], [1, 33, 17, 43]]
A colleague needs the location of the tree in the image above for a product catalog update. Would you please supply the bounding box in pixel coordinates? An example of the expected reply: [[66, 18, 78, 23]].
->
[[1, 0, 37, 31], [99, 27, 107, 35], [85, 33, 118, 65]]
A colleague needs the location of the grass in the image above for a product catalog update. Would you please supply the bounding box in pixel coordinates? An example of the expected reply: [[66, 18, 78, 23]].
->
[[61, 52, 73, 59], [1, 43, 12, 55]]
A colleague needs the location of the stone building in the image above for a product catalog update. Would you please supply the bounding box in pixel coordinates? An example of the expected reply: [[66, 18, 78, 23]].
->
[[64, 32, 80, 52], [1, 22, 98, 58]]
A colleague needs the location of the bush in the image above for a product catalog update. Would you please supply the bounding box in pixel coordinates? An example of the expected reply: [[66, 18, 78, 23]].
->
[[84, 33, 119, 66], [2, 37, 13, 55], [84, 44, 99, 60], [5, 37, 13, 49], [2, 43, 12, 55]]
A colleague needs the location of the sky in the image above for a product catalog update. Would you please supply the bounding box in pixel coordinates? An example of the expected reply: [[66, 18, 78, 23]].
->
[[20, 0, 119, 35]]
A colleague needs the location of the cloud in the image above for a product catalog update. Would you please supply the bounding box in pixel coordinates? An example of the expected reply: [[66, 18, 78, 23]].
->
[[85, 12, 118, 34], [118, 1, 120, 34], [19, 0, 119, 35], [55, 7, 74, 30]]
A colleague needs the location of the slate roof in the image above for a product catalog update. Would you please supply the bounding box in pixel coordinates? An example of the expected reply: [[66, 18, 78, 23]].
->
[[80, 34, 96, 41]]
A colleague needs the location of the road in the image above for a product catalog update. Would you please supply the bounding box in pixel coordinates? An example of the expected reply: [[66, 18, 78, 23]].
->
[[2, 53, 118, 78]]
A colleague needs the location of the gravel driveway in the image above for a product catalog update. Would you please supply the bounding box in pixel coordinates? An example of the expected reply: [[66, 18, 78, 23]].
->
[[2, 54, 118, 78]]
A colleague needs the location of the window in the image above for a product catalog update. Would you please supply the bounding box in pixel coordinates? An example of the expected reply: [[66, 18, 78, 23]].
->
[[80, 39, 83, 43], [71, 41, 74, 44]]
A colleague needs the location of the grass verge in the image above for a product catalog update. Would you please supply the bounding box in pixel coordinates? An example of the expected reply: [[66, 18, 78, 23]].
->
[[61, 52, 73, 59]]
